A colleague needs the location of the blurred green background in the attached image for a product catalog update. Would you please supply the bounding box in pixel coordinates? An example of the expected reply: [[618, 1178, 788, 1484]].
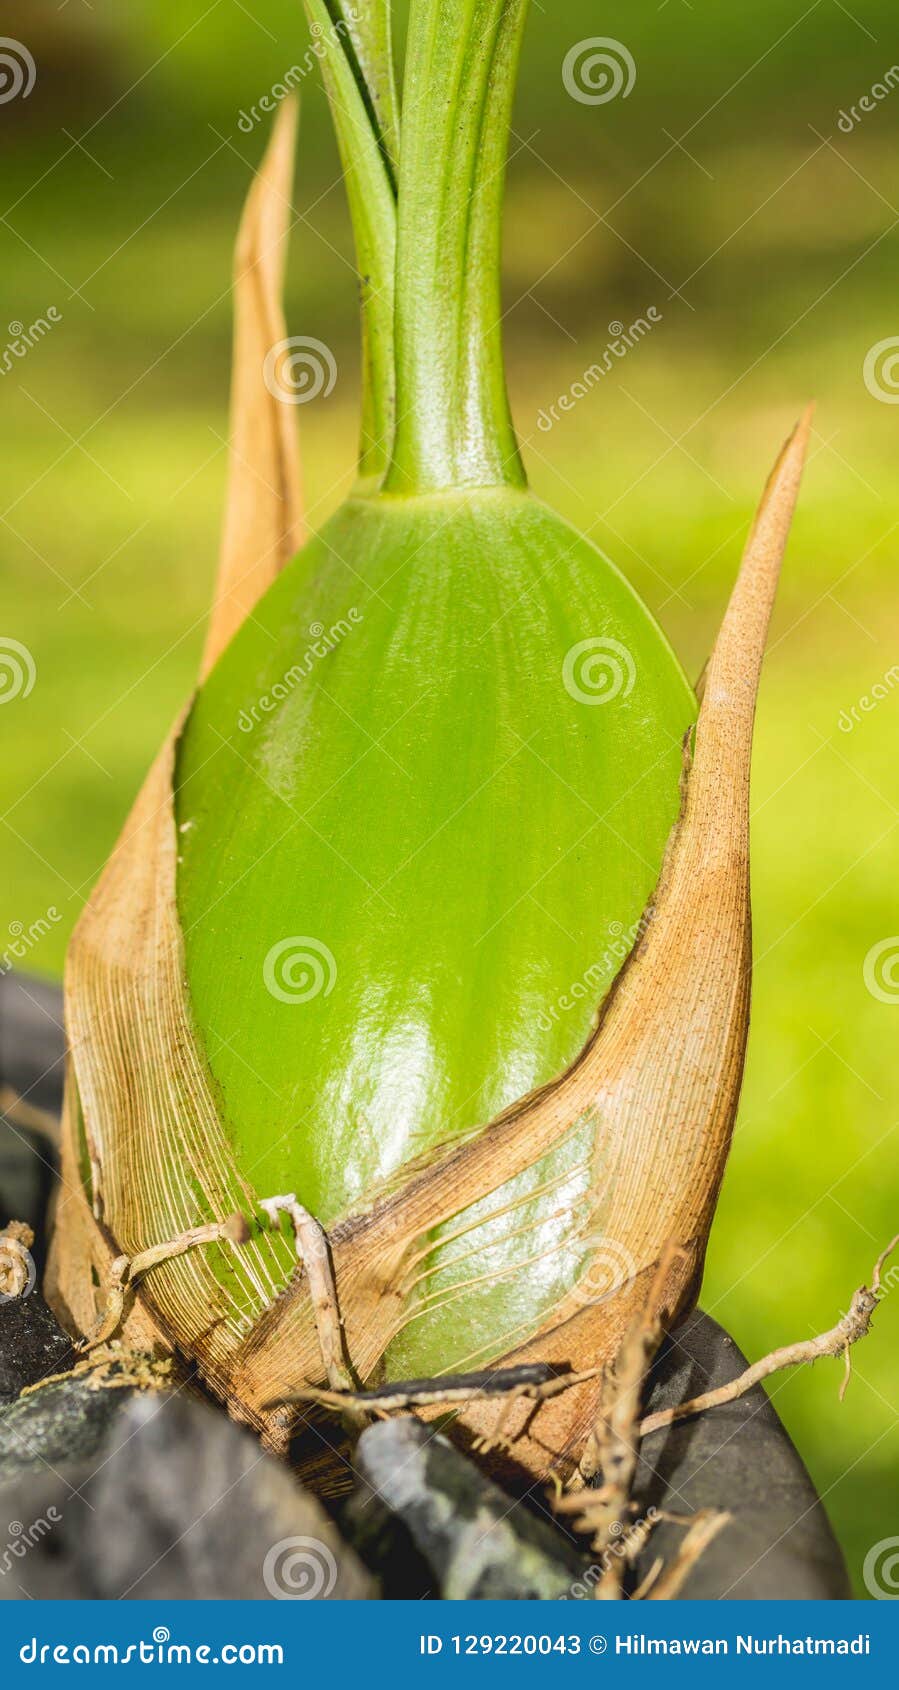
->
[[2, 1, 897, 1591]]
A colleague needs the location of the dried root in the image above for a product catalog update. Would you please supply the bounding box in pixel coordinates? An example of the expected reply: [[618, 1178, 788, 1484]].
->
[[639, 1232, 899, 1439], [0, 1219, 35, 1300], [259, 1195, 355, 1397], [21, 1343, 174, 1400], [80, 1214, 250, 1350]]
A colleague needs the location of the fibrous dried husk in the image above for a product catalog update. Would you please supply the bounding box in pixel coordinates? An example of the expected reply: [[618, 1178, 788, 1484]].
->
[[47, 104, 811, 1480]]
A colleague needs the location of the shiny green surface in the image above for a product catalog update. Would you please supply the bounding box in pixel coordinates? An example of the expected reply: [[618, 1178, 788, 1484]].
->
[[176, 488, 694, 1365]]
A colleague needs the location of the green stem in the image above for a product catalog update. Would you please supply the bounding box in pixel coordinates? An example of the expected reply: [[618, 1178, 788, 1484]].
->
[[327, 0, 401, 184], [385, 0, 530, 495], [304, 1, 398, 484]]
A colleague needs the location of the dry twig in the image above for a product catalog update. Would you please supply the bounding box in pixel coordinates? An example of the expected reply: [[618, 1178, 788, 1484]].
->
[[267, 1361, 600, 1417], [639, 1233, 899, 1439]]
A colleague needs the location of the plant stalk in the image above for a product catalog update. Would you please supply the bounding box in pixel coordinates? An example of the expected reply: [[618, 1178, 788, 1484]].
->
[[303, 0, 398, 484], [385, 0, 530, 494]]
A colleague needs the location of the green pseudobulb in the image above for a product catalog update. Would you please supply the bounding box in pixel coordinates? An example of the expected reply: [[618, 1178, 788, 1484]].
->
[[175, 488, 695, 1374]]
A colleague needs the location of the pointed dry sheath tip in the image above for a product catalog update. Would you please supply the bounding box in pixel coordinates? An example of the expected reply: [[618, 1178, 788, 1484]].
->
[[201, 95, 303, 682]]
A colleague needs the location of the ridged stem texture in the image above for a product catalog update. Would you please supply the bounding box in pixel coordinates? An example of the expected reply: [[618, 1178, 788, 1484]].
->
[[386, 0, 530, 492]]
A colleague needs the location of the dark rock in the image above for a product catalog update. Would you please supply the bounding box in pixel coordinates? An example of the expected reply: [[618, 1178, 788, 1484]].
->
[[348, 1417, 585, 1599], [0, 1293, 74, 1408], [0, 1362, 127, 1479], [631, 1309, 851, 1599], [0, 1390, 375, 1600], [86, 1392, 375, 1599]]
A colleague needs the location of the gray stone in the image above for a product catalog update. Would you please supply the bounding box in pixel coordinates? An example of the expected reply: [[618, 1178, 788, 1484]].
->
[[349, 1417, 585, 1599], [84, 1392, 375, 1599], [1, 1390, 375, 1600], [0, 1356, 123, 1473]]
